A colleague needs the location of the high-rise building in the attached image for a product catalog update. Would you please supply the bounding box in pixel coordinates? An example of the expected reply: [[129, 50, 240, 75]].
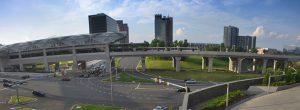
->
[[223, 26, 239, 48], [155, 14, 173, 47], [117, 20, 129, 43], [88, 13, 129, 43], [223, 25, 256, 51], [88, 13, 119, 33], [236, 36, 256, 51]]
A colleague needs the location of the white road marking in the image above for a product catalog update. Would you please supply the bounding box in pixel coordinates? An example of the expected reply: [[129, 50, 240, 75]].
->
[[135, 87, 176, 91]]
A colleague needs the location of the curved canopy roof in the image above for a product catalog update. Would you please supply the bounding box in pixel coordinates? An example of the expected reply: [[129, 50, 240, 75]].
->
[[0, 32, 125, 53]]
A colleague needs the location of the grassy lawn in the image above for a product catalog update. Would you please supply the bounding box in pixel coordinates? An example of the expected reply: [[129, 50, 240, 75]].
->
[[72, 104, 124, 110], [138, 56, 262, 82], [8, 95, 37, 105], [105, 72, 154, 83]]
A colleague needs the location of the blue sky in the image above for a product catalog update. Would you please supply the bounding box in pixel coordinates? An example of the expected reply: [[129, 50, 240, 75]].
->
[[0, 0, 300, 50]]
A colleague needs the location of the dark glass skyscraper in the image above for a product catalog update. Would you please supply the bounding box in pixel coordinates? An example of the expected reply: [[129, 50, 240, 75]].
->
[[88, 13, 118, 33], [117, 20, 129, 43], [155, 14, 173, 47]]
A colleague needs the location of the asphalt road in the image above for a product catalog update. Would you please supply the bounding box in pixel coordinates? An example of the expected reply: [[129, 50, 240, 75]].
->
[[0, 72, 212, 110]]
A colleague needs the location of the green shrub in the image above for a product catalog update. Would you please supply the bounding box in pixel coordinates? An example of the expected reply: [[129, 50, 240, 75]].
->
[[284, 70, 293, 84], [271, 81, 286, 86], [262, 73, 270, 85], [204, 90, 245, 110]]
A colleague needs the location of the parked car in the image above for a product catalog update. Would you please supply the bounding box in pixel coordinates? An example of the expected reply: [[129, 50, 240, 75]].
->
[[78, 74, 84, 78], [3, 83, 13, 88], [32, 91, 45, 97], [83, 74, 90, 78], [2, 79, 12, 83], [177, 87, 191, 92], [61, 78, 71, 81], [153, 106, 168, 110], [185, 79, 197, 84], [21, 75, 30, 79]]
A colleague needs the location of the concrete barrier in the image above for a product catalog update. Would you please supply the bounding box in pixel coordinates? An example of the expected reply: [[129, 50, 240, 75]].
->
[[181, 75, 286, 110]]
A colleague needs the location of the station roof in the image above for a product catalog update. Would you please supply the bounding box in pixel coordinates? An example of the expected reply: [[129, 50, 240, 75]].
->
[[0, 32, 126, 53]]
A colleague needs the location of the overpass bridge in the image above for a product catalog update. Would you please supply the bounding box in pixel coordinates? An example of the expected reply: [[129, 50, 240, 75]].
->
[[110, 49, 300, 73], [1, 45, 299, 74]]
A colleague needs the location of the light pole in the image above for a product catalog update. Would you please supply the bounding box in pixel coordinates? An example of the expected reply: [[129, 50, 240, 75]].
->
[[109, 57, 113, 104], [15, 84, 20, 104]]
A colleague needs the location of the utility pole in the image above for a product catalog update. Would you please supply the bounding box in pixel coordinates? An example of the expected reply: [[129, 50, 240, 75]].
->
[[15, 84, 20, 104]]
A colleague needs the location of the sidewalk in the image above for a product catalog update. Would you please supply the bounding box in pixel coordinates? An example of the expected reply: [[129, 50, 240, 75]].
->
[[231, 86, 300, 110]]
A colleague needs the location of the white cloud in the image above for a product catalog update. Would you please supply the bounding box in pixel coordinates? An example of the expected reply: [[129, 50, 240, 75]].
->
[[252, 26, 265, 37], [175, 27, 185, 36], [296, 35, 300, 41], [252, 25, 289, 39]]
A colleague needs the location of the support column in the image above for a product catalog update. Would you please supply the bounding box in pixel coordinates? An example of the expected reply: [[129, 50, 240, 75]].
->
[[237, 58, 244, 73], [175, 57, 181, 72], [72, 46, 78, 71], [228, 57, 233, 71], [208, 57, 214, 72], [0, 59, 4, 72], [202, 57, 206, 69], [273, 60, 277, 71], [141, 57, 146, 72], [19, 64, 24, 72], [172, 57, 176, 68], [43, 49, 49, 72], [252, 58, 256, 72], [262, 59, 268, 74]]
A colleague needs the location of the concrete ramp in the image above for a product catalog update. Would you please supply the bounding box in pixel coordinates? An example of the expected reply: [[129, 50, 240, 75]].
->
[[120, 57, 141, 70]]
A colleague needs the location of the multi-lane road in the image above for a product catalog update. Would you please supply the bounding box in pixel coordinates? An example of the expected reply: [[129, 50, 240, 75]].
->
[[0, 72, 213, 110]]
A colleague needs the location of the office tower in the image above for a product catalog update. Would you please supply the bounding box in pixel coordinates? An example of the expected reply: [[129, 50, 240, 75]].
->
[[89, 13, 118, 33], [155, 14, 173, 47], [223, 26, 239, 48], [117, 20, 129, 43]]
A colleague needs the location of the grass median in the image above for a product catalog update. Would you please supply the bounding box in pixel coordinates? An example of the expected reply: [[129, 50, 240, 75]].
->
[[72, 104, 124, 110], [8, 95, 37, 105], [137, 56, 262, 82]]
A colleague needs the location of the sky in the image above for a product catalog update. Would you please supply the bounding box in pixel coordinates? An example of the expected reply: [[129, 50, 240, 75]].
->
[[0, 0, 300, 50]]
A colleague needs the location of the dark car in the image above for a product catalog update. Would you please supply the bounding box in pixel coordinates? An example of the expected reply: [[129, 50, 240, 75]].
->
[[177, 87, 191, 92], [32, 91, 45, 97], [83, 74, 90, 78], [78, 74, 84, 78], [61, 78, 71, 81], [3, 83, 13, 88], [2, 79, 12, 83], [21, 75, 30, 79]]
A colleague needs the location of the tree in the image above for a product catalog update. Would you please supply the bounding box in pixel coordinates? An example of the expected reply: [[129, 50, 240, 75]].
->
[[143, 41, 149, 47], [178, 41, 183, 47], [183, 39, 188, 47], [150, 39, 159, 47], [158, 40, 165, 47], [173, 40, 178, 47], [250, 48, 257, 53]]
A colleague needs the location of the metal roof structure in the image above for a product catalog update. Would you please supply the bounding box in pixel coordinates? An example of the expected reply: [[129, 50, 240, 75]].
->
[[0, 32, 126, 53]]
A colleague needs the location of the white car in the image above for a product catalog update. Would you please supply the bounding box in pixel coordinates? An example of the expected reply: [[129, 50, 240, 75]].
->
[[185, 79, 197, 84], [153, 106, 168, 110]]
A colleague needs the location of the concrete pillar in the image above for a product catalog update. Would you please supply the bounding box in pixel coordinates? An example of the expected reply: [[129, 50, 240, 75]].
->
[[202, 57, 206, 69], [175, 57, 181, 72], [208, 57, 214, 72], [228, 57, 233, 71], [252, 58, 256, 72], [19, 64, 24, 71], [105, 45, 111, 73], [0, 59, 4, 72], [172, 57, 176, 68], [273, 60, 277, 71], [43, 49, 49, 72], [237, 58, 244, 73], [72, 46, 78, 71], [262, 59, 268, 74], [141, 57, 146, 72], [283, 60, 288, 70]]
